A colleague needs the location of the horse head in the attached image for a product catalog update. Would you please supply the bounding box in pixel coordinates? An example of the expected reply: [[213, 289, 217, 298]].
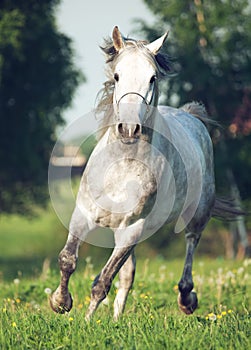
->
[[111, 26, 168, 143]]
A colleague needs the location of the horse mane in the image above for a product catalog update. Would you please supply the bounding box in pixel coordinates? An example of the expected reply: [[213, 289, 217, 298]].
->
[[95, 35, 172, 140]]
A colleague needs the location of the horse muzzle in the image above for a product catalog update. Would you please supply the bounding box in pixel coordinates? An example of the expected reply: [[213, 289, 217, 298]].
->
[[116, 123, 142, 144]]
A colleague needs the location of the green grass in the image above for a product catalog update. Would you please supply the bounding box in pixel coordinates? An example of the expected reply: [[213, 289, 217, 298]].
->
[[0, 257, 250, 349], [0, 196, 250, 349]]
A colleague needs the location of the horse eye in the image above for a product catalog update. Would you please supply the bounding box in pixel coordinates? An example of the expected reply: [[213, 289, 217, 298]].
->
[[150, 75, 157, 84], [114, 73, 119, 82]]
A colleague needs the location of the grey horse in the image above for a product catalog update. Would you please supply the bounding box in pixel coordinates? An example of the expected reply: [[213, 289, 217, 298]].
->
[[50, 26, 240, 320]]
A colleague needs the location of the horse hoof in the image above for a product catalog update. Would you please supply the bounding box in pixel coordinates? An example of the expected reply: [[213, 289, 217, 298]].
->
[[50, 293, 73, 314], [178, 291, 198, 315]]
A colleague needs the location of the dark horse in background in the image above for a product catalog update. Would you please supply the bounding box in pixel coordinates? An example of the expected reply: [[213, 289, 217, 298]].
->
[[50, 27, 243, 320]]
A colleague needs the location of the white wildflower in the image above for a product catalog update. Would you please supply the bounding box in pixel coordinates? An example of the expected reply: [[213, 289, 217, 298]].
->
[[44, 288, 52, 295]]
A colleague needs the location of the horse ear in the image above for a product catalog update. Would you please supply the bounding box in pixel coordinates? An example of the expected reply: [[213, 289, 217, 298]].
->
[[112, 26, 125, 52], [146, 32, 169, 55]]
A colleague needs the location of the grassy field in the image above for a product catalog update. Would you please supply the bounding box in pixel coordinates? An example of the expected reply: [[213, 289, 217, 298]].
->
[[0, 256, 250, 349], [0, 201, 250, 349]]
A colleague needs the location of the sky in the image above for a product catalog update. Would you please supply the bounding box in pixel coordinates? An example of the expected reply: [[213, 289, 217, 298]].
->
[[56, 0, 155, 133]]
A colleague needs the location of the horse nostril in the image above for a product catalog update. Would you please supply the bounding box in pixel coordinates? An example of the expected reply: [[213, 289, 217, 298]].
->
[[118, 123, 123, 135], [134, 124, 141, 136], [116, 123, 141, 139]]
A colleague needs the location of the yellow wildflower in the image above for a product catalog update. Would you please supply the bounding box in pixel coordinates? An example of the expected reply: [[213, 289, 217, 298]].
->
[[140, 293, 148, 299], [84, 296, 91, 305]]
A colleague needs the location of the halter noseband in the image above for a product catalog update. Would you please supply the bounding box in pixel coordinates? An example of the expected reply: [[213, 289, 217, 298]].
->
[[115, 92, 154, 121], [116, 92, 151, 106]]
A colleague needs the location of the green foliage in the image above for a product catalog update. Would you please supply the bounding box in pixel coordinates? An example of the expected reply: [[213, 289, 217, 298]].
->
[[140, 0, 251, 200], [0, 257, 250, 349], [0, 0, 85, 214]]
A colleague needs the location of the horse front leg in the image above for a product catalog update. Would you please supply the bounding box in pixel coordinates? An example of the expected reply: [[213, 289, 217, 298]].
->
[[85, 245, 133, 321], [50, 206, 95, 313], [113, 250, 136, 320], [85, 219, 144, 321], [178, 232, 201, 315], [50, 234, 80, 313]]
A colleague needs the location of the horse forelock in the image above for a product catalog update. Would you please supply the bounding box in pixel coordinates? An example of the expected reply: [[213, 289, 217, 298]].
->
[[100, 36, 171, 76]]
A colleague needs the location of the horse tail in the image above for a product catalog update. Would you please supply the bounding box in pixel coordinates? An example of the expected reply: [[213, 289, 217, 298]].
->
[[180, 101, 219, 127], [212, 197, 246, 220], [182, 103, 246, 220]]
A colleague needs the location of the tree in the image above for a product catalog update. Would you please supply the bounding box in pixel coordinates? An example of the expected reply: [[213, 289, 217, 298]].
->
[[0, 0, 84, 214], [139, 0, 251, 202]]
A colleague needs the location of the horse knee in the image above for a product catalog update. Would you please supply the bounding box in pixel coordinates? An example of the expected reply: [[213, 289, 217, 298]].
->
[[58, 250, 77, 274]]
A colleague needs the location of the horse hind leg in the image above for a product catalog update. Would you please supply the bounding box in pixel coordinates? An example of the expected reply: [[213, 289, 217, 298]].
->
[[113, 250, 136, 320], [178, 231, 201, 315]]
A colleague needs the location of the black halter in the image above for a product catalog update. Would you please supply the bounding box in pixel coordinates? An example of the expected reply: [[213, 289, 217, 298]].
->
[[115, 92, 154, 121]]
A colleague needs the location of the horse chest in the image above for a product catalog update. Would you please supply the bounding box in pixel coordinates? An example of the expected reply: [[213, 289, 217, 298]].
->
[[79, 158, 157, 228], [104, 159, 156, 199]]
